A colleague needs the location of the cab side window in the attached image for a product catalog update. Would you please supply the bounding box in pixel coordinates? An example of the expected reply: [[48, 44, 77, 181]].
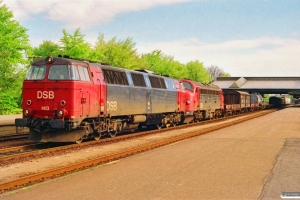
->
[[69, 65, 80, 80], [78, 66, 91, 81]]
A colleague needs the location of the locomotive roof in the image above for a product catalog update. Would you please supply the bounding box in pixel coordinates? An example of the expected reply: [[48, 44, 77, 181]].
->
[[33, 56, 179, 82], [99, 64, 178, 80], [182, 79, 220, 90], [32, 56, 90, 66]]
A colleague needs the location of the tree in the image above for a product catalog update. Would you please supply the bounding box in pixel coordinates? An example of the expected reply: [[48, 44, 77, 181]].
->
[[141, 50, 168, 75], [59, 28, 91, 59], [89, 34, 140, 69], [206, 65, 231, 82], [167, 60, 188, 79], [0, 1, 31, 114], [33, 40, 61, 57], [186, 60, 210, 83], [206, 65, 223, 81]]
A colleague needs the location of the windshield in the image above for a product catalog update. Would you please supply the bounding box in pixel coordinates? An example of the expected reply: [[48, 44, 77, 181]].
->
[[48, 65, 80, 80], [182, 82, 194, 91], [25, 65, 47, 80]]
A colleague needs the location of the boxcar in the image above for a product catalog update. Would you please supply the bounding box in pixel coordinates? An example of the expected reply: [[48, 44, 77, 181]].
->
[[223, 90, 250, 115]]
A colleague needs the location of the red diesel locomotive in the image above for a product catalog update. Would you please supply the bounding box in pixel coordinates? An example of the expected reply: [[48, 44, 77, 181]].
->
[[181, 79, 224, 121], [15, 56, 190, 143]]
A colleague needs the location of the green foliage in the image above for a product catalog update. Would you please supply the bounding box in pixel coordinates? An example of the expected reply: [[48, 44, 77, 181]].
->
[[186, 60, 210, 83], [263, 94, 270, 103], [60, 28, 91, 59], [89, 34, 106, 62], [0, 90, 22, 114], [0, 1, 31, 114], [141, 50, 188, 79], [0, 1, 31, 85], [89, 34, 140, 69], [32, 40, 61, 57], [219, 72, 231, 77], [141, 50, 167, 74], [168, 60, 188, 79]]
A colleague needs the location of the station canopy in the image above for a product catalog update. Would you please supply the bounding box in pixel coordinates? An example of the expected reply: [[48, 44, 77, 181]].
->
[[213, 77, 300, 96]]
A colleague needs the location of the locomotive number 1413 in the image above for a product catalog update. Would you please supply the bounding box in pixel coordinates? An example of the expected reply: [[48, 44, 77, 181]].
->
[[107, 101, 117, 111]]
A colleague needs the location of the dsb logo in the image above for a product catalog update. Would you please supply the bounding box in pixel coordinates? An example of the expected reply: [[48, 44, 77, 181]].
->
[[37, 91, 54, 99]]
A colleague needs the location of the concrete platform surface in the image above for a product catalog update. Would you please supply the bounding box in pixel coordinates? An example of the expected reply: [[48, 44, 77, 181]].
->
[[0, 114, 22, 126]]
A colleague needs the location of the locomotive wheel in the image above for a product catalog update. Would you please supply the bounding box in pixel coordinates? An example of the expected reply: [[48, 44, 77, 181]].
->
[[75, 138, 83, 144], [157, 124, 162, 129], [109, 123, 122, 138], [109, 131, 117, 137], [93, 133, 101, 141]]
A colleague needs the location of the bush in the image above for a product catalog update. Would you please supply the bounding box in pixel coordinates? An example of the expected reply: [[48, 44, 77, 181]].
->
[[0, 91, 22, 114]]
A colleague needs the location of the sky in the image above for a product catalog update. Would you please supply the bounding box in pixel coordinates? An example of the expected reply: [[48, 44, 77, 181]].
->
[[3, 0, 300, 77]]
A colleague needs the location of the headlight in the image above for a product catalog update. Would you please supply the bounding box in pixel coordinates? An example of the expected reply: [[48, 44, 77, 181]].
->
[[45, 56, 54, 64], [23, 108, 33, 117], [23, 109, 29, 115], [57, 109, 68, 118], [57, 110, 63, 117]]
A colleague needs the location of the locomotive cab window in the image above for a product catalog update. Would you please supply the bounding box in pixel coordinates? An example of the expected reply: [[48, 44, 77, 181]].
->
[[182, 82, 193, 91], [49, 65, 82, 80], [49, 65, 70, 80], [25, 65, 46, 80]]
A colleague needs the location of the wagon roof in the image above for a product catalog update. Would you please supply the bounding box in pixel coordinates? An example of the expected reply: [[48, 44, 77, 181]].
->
[[223, 90, 250, 95]]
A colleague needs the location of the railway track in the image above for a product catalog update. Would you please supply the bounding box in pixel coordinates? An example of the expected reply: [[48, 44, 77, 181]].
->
[[0, 125, 28, 134], [0, 143, 69, 161], [0, 109, 277, 194], [0, 133, 29, 142], [0, 109, 275, 164], [0, 125, 29, 142]]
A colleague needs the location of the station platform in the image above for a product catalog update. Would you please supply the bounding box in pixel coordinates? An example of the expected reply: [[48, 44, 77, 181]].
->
[[1, 108, 300, 199], [0, 114, 22, 126]]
